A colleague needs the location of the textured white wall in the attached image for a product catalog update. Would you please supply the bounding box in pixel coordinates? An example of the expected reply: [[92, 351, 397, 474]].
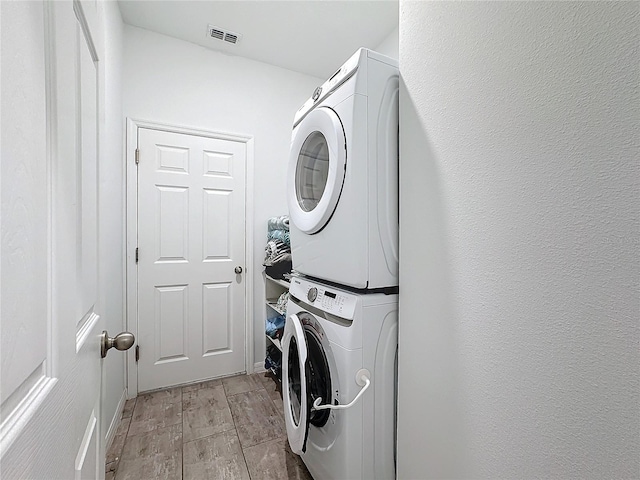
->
[[100, 0, 126, 440], [398, 2, 639, 478], [122, 25, 322, 368]]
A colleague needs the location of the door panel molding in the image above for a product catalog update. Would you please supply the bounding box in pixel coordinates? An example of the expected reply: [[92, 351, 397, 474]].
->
[[1, 1, 105, 476], [74, 409, 97, 479], [0, 364, 57, 456], [1, 2, 53, 455], [125, 118, 254, 397]]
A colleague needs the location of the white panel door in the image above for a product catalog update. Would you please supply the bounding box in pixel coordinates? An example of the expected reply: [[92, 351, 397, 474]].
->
[[137, 128, 247, 392], [1, 1, 107, 478]]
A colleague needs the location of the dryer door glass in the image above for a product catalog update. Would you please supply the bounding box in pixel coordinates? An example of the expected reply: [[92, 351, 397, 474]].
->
[[295, 131, 329, 212], [287, 107, 346, 234]]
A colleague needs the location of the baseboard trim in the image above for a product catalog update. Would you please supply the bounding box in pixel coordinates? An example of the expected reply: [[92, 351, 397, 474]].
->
[[254, 362, 266, 373], [105, 389, 127, 450]]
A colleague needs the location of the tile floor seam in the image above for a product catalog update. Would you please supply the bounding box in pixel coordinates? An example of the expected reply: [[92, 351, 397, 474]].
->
[[181, 423, 238, 445], [226, 381, 253, 479], [224, 389, 264, 399], [124, 419, 183, 438], [122, 402, 135, 437], [227, 382, 269, 480], [226, 386, 282, 448], [112, 418, 128, 477], [108, 398, 136, 479], [241, 434, 286, 450], [238, 435, 253, 480]]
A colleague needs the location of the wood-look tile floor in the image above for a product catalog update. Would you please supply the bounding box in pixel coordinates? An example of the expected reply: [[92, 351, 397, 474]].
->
[[106, 372, 312, 480]]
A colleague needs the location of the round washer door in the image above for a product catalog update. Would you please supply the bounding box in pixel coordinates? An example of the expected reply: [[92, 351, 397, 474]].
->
[[287, 107, 347, 234], [282, 313, 310, 454]]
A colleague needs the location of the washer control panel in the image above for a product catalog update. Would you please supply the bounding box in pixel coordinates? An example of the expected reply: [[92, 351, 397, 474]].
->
[[307, 287, 318, 303], [290, 277, 357, 320]]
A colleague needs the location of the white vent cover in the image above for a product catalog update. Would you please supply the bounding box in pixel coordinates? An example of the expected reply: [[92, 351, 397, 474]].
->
[[207, 24, 242, 45]]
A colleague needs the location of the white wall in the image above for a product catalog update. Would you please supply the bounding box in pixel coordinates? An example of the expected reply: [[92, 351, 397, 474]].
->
[[375, 26, 398, 60], [100, 0, 126, 442], [122, 25, 322, 371], [398, 2, 639, 479]]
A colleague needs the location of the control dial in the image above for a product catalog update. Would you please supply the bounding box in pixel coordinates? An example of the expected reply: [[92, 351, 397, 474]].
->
[[307, 287, 318, 303]]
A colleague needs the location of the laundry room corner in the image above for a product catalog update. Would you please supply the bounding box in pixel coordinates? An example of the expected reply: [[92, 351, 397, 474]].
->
[[121, 24, 323, 375]]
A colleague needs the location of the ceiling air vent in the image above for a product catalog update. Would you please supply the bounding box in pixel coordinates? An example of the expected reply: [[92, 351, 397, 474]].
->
[[209, 27, 224, 40], [224, 33, 238, 44], [207, 24, 242, 45]]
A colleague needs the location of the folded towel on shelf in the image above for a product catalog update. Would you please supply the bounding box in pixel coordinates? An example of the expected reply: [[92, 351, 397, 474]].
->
[[265, 260, 292, 280], [268, 215, 290, 232], [267, 229, 290, 246], [265, 345, 282, 372], [264, 219, 293, 280], [276, 292, 289, 313], [266, 315, 285, 338], [264, 240, 291, 265]]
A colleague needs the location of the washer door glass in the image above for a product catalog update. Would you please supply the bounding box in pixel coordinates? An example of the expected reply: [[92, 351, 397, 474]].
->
[[287, 335, 303, 426], [287, 107, 346, 234], [303, 319, 331, 428]]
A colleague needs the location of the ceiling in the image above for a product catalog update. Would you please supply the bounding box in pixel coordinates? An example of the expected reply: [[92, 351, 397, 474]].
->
[[117, 0, 398, 79]]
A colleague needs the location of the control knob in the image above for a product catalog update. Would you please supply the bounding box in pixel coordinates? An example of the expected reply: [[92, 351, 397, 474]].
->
[[307, 287, 318, 303]]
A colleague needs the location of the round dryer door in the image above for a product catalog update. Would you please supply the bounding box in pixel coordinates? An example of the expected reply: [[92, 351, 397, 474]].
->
[[287, 107, 346, 234], [282, 312, 332, 455]]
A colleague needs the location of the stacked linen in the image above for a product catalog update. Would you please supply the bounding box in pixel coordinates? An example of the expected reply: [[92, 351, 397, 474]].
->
[[266, 314, 285, 339], [264, 216, 290, 377], [267, 229, 290, 246], [266, 214, 291, 247], [265, 344, 282, 374], [265, 291, 289, 340], [264, 215, 292, 279], [267, 215, 290, 231], [264, 238, 290, 265]]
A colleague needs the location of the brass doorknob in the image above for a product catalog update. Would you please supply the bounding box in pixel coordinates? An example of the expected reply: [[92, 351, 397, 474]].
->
[[235, 266, 243, 274], [100, 331, 135, 358]]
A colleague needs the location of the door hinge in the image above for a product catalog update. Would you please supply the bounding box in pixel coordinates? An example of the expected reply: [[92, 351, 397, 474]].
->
[[135, 247, 139, 264], [135, 345, 140, 362], [135, 148, 140, 164]]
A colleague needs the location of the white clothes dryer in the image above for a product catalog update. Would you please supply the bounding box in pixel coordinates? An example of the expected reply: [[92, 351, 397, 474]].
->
[[287, 48, 399, 290], [282, 275, 398, 480]]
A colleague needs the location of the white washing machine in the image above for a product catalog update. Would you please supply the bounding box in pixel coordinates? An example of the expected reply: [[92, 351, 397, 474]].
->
[[286, 48, 399, 290], [282, 275, 398, 479]]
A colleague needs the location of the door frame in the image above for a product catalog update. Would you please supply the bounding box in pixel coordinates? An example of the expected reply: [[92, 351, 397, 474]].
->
[[125, 118, 255, 397]]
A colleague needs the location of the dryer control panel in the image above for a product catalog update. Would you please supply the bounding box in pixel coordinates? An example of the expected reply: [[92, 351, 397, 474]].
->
[[290, 277, 358, 320], [292, 48, 364, 127]]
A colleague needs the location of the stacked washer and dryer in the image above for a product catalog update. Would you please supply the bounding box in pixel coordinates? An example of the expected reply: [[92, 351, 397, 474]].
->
[[281, 48, 399, 480]]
